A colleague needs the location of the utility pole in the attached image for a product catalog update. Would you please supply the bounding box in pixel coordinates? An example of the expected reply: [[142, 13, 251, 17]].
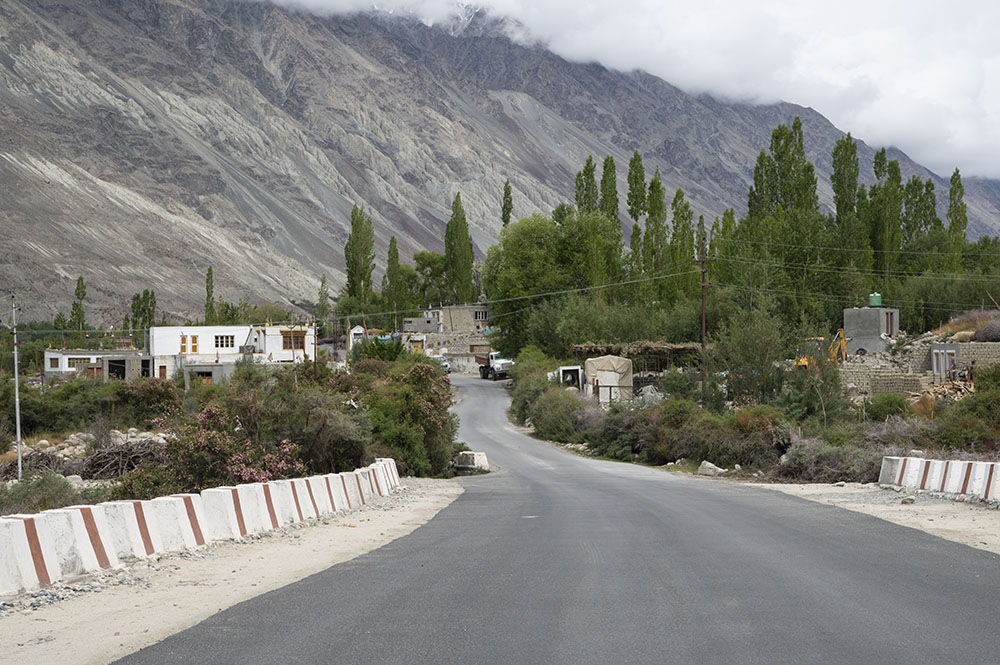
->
[[697, 236, 713, 384], [2, 296, 23, 481]]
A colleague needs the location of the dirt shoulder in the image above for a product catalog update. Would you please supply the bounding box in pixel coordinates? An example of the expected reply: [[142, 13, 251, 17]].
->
[[0, 477, 462, 665], [752, 481, 1000, 555]]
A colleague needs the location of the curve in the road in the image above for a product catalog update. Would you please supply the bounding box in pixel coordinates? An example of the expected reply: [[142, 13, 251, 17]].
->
[[115, 375, 1000, 665]]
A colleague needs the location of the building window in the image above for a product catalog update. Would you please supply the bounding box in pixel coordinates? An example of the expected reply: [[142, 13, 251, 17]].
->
[[49, 358, 59, 369], [474, 310, 488, 321], [180, 335, 187, 353], [215, 335, 235, 349], [191, 335, 199, 353], [282, 331, 306, 350], [67, 357, 92, 368]]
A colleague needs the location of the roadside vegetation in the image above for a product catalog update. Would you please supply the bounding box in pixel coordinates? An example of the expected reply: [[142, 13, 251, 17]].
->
[[1, 346, 459, 510], [509, 336, 1000, 483]]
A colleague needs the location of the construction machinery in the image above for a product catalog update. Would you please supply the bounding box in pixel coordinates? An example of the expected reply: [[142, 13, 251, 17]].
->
[[794, 329, 848, 369]]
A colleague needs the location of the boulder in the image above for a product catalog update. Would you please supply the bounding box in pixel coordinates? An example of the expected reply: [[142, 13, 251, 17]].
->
[[696, 461, 726, 477], [64, 474, 85, 489]]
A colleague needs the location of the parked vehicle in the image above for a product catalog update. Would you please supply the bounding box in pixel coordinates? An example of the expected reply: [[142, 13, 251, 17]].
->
[[475, 350, 513, 380]]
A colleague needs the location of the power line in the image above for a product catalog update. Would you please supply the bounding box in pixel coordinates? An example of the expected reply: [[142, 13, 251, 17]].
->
[[715, 255, 1000, 283]]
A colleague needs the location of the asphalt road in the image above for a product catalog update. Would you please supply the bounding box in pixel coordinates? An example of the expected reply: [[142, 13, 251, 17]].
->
[[116, 376, 1000, 664]]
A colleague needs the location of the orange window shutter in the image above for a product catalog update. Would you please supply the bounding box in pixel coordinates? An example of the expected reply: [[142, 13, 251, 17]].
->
[[180, 335, 187, 353], [192, 336, 198, 353]]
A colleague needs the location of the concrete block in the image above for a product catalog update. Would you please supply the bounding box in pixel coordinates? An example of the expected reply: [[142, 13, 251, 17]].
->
[[306, 476, 334, 516], [64, 505, 121, 570], [231, 484, 276, 534], [99, 500, 162, 558], [264, 480, 302, 525], [10, 509, 102, 579], [900, 457, 923, 487], [334, 473, 358, 510], [0, 516, 59, 594], [942, 462, 973, 495], [199, 488, 245, 542], [289, 478, 319, 520], [143, 497, 202, 552], [878, 457, 903, 485], [983, 463, 1000, 502], [453, 451, 489, 470]]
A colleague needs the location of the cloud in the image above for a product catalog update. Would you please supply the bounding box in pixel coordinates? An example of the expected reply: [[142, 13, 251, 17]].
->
[[255, 0, 1000, 179]]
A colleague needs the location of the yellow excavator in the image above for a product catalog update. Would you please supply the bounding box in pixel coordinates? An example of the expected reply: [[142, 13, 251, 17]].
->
[[794, 329, 848, 369]]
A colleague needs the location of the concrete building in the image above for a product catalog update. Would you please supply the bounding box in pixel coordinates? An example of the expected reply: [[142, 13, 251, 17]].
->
[[843, 306, 899, 355], [149, 324, 315, 380], [421, 305, 490, 333], [402, 316, 442, 333], [44, 349, 147, 379]]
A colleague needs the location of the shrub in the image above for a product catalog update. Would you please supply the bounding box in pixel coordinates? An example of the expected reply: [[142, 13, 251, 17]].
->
[[865, 393, 911, 421], [589, 402, 650, 460], [972, 318, 1000, 342], [529, 388, 590, 443], [0, 471, 81, 514], [510, 374, 553, 425], [774, 437, 883, 483], [510, 345, 559, 382]]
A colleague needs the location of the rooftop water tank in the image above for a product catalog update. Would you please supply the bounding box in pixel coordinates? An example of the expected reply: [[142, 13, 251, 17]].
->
[[869, 292, 882, 307]]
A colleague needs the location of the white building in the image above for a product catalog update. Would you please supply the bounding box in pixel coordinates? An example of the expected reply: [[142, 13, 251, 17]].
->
[[44, 349, 103, 375], [149, 324, 315, 380]]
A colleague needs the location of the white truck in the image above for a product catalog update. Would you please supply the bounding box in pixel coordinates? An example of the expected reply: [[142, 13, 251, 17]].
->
[[475, 350, 513, 380]]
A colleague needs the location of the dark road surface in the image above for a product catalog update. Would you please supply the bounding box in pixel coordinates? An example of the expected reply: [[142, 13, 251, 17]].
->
[[116, 376, 1000, 664]]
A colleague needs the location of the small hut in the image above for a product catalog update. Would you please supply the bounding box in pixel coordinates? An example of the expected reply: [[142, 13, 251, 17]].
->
[[584, 355, 633, 404]]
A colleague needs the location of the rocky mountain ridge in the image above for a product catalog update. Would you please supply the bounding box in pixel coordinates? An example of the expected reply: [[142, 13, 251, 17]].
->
[[1, 0, 997, 322]]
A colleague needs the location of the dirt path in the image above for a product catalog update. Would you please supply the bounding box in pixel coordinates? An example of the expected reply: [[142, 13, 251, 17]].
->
[[0, 477, 462, 665], [754, 481, 1000, 555]]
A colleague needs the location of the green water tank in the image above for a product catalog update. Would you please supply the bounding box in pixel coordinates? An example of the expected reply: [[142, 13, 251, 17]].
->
[[869, 292, 882, 307]]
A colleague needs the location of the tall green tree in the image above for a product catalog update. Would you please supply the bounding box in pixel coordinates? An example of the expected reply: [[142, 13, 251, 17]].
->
[[501, 179, 513, 227], [946, 168, 968, 272], [204, 266, 216, 325], [444, 193, 475, 303], [344, 204, 376, 301], [69, 276, 87, 331], [598, 155, 619, 222], [643, 168, 668, 278], [747, 117, 818, 221], [831, 133, 859, 230], [575, 156, 598, 213], [381, 237, 408, 329], [669, 189, 696, 297], [866, 148, 903, 279], [130, 289, 157, 346], [626, 150, 647, 223], [315, 274, 330, 337]]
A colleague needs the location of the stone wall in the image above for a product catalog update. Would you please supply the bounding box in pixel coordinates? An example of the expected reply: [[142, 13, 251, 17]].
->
[[956, 342, 1000, 370], [869, 371, 930, 395]]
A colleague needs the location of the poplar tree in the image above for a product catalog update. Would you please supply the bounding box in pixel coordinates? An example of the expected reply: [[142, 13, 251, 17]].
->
[[344, 204, 375, 301], [315, 274, 330, 337], [946, 168, 968, 272], [626, 150, 647, 223], [445, 193, 475, 303], [382, 237, 407, 329], [204, 266, 216, 325], [598, 155, 619, 222], [501, 179, 513, 227], [574, 156, 598, 213], [70, 276, 86, 331], [643, 168, 668, 276], [669, 189, 696, 295]]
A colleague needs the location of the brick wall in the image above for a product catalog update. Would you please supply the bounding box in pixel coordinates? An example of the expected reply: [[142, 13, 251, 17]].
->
[[957, 342, 1000, 370]]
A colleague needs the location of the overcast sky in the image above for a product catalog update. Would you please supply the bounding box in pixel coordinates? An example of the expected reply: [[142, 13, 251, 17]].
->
[[275, 0, 1000, 180]]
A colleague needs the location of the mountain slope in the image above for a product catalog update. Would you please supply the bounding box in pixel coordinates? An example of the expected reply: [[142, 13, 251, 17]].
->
[[1, 0, 997, 321]]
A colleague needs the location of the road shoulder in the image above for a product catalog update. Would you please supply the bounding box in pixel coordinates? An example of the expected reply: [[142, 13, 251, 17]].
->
[[0, 477, 462, 665]]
